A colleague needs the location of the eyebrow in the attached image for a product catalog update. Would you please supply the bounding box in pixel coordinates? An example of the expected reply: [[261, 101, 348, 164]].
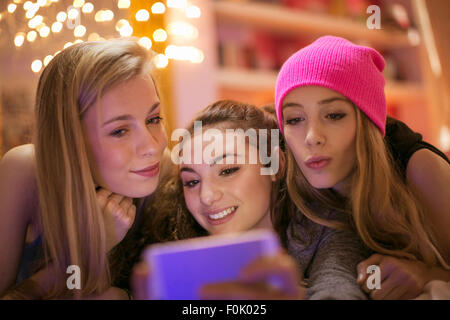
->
[[282, 97, 351, 109], [179, 153, 239, 174], [102, 101, 160, 127]]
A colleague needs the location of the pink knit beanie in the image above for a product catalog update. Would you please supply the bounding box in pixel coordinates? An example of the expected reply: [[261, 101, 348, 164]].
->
[[275, 36, 387, 136]]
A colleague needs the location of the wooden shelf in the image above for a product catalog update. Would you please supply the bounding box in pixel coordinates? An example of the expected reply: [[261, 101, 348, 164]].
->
[[216, 68, 425, 105], [214, 1, 415, 48]]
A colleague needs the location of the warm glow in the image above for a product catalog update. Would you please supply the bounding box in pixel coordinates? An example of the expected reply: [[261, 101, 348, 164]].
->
[[153, 54, 168, 69], [25, 8, 37, 19], [56, 11, 67, 22], [186, 5, 201, 18], [167, 22, 198, 39], [151, 2, 165, 14], [115, 19, 129, 32], [64, 42, 73, 49], [8, 3, 17, 13], [51, 21, 63, 33], [117, 0, 130, 9], [74, 39, 83, 44], [82, 2, 94, 13], [73, 0, 85, 8], [165, 45, 204, 63], [138, 37, 152, 50], [68, 8, 79, 20], [135, 9, 149, 22], [37, 0, 47, 7], [39, 25, 50, 38], [26, 30, 37, 42], [95, 10, 114, 22], [31, 59, 43, 73], [167, 0, 187, 9], [28, 15, 43, 29], [74, 25, 86, 37], [43, 55, 53, 67], [14, 33, 25, 47], [24, 1, 33, 10], [153, 29, 167, 42], [88, 32, 100, 41], [119, 24, 133, 37]]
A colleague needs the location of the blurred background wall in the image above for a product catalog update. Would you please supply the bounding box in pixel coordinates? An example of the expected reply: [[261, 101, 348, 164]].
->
[[0, 0, 449, 156]]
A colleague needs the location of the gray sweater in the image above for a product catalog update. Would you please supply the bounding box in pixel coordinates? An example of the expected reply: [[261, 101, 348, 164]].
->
[[287, 208, 372, 300]]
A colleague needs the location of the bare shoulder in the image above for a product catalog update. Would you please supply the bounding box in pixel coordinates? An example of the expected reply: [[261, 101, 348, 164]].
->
[[0, 144, 38, 219], [406, 148, 450, 184]]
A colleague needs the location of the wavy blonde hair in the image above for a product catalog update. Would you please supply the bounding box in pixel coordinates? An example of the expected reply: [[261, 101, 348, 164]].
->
[[284, 107, 449, 268], [33, 40, 155, 298]]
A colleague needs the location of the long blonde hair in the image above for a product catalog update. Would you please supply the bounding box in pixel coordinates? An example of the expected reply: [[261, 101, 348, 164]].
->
[[285, 107, 449, 268], [34, 40, 154, 298]]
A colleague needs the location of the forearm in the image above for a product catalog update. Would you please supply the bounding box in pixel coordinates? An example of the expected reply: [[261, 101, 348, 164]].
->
[[307, 228, 372, 300]]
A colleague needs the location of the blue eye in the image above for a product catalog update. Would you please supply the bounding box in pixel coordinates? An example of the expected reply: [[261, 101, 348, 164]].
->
[[327, 113, 346, 120], [110, 128, 127, 137], [220, 167, 239, 176], [147, 116, 163, 125], [183, 180, 199, 188]]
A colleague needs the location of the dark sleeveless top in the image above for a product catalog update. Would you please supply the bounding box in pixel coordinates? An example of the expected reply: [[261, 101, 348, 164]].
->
[[385, 116, 449, 177], [16, 235, 44, 285]]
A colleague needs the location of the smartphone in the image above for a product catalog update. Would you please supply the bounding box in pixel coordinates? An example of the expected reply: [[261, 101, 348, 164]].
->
[[143, 229, 280, 300]]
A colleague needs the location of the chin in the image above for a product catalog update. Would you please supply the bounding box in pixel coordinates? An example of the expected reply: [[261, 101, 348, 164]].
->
[[307, 177, 335, 190], [113, 182, 158, 198]]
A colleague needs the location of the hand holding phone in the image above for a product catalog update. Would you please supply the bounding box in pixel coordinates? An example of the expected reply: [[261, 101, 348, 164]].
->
[[143, 230, 281, 300]]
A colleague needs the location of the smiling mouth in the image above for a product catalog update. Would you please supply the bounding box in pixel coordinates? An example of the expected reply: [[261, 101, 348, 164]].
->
[[207, 206, 238, 220]]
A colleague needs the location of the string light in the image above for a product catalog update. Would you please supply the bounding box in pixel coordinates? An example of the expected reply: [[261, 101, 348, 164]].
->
[[135, 9, 149, 22], [9, 0, 206, 76], [152, 2, 166, 14], [138, 37, 152, 50], [153, 54, 168, 69], [67, 8, 79, 20], [56, 11, 67, 22], [39, 26, 51, 38], [167, 0, 187, 10], [43, 55, 53, 66], [74, 25, 86, 37], [51, 21, 63, 33], [167, 22, 198, 39], [31, 59, 43, 72], [26, 30, 37, 42], [73, 0, 85, 8], [117, 0, 130, 9], [82, 2, 94, 14], [14, 32, 26, 47], [8, 3, 17, 13], [153, 29, 167, 42], [186, 5, 201, 19], [119, 24, 133, 37]]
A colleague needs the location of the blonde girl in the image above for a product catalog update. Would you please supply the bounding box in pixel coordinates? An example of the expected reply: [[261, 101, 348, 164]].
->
[[0, 40, 167, 299]]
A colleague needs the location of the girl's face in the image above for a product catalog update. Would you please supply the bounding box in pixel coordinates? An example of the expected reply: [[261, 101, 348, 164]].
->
[[82, 75, 167, 198], [282, 86, 357, 195], [180, 129, 274, 235]]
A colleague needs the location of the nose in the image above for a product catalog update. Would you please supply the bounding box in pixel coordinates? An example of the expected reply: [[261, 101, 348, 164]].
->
[[136, 125, 167, 158], [305, 120, 326, 147], [199, 179, 222, 207]]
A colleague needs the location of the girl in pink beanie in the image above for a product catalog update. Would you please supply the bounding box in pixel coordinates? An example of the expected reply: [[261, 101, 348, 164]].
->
[[275, 36, 450, 299]]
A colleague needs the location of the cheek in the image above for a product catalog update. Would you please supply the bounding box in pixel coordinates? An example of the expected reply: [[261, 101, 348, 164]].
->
[[183, 189, 199, 214]]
